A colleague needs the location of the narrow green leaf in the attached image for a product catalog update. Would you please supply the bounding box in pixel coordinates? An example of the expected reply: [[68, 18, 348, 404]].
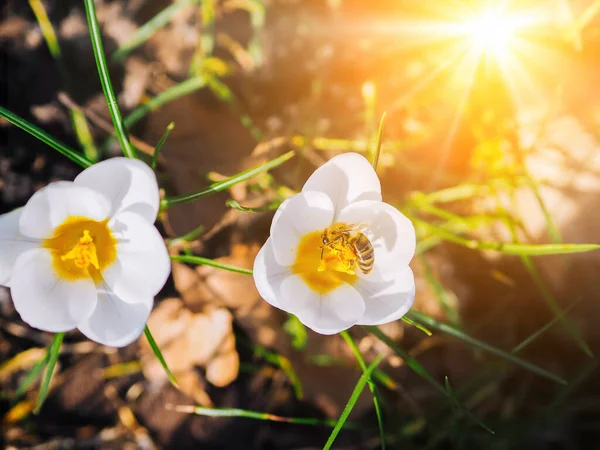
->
[[521, 257, 592, 357], [444, 376, 494, 434], [252, 344, 303, 400], [162, 150, 295, 208], [167, 224, 206, 245], [366, 326, 447, 397], [144, 326, 179, 388], [323, 354, 385, 450], [15, 352, 49, 400], [372, 112, 387, 171], [84, 0, 137, 159], [113, 0, 199, 61], [226, 199, 280, 212], [124, 76, 208, 129], [172, 404, 362, 429], [511, 298, 582, 354], [34, 333, 63, 414], [171, 254, 252, 275], [406, 311, 567, 384], [152, 121, 174, 170], [401, 316, 433, 336], [413, 218, 600, 256], [341, 331, 386, 450], [0, 105, 91, 168], [28, 0, 61, 58]]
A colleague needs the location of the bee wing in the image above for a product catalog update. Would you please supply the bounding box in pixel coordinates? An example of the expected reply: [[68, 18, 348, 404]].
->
[[340, 222, 370, 233]]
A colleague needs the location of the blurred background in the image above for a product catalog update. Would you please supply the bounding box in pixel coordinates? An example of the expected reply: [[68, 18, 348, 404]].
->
[[2, 0, 600, 448]]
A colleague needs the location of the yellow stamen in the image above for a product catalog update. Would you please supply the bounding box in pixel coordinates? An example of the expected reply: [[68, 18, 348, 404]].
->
[[60, 230, 100, 270], [43, 216, 117, 284], [292, 230, 358, 294]]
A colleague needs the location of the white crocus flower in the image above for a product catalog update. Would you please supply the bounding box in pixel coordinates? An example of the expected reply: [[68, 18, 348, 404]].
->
[[253, 153, 416, 335], [0, 158, 170, 347]]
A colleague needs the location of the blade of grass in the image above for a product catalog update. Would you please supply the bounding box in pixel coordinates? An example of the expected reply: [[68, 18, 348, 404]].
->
[[371, 112, 387, 171], [113, 0, 199, 61], [152, 122, 174, 170], [401, 316, 433, 336], [144, 326, 179, 388], [412, 217, 600, 256], [171, 254, 252, 275], [341, 331, 386, 450], [226, 199, 280, 212], [162, 150, 295, 208], [84, 0, 136, 159], [0, 105, 91, 168], [34, 332, 63, 414], [124, 76, 208, 129], [366, 326, 495, 434], [172, 404, 363, 429], [406, 311, 566, 384], [29, 0, 100, 162], [323, 354, 386, 450], [445, 376, 494, 434], [252, 344, 303, 400], [14, 352, 49, 400]]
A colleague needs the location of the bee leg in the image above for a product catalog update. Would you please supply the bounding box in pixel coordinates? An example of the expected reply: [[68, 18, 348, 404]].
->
[[346, 259, 356, 275], [318, 247, 326, 272]]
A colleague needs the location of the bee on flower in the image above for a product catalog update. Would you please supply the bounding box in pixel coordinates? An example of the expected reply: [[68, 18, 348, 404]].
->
[[253, 152, 416, 335], [0, 158, 170, 347]]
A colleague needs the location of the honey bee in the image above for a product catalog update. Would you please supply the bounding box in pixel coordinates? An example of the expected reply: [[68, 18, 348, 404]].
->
[[320, 223, 374, 274]]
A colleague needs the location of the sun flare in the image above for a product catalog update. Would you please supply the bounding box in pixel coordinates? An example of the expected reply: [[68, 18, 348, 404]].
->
[[462, 9, 518, 56]]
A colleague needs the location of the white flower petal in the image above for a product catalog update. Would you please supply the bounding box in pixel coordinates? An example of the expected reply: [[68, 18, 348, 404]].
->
[[355, 266, 415, 326], [270, 190, 335, 266], [337, 200, 415, 281], [253, 238, 293, 310], [19, 182, 111, 239], [302, 153, 382, 216], [11, 248, 97, 332], [75, 157, 159, 223], [102, 212, 170, 304], [0, 208, 39, 286], [281, 277, 365, 335], [77, 289, 152, 347]]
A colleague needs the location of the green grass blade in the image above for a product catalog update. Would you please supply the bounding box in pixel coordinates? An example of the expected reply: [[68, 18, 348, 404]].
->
[[144, 326, 179, 388], [283, 314, 308, 350], [28, 0, 61, 58], [413, 218, 600, 256], [252, 344, 303, 400], [323, 354, 386, 450], [152, 121, 174, 170], [444, 377, 494, 434], [29, 0, 99, 162], [84, 0, 136, 159], [124, 76, 208, 130], [226, 199, 280, 212], [520, 256, 592, 357], [406, 311, 566, 384], [511, 298, 582, 354], [162, 150, 295, 208], [34, 332, 63, 414], [14, 352, 49, 400], [400, 316, 433, 336], [113, 0, 198, 61], [366, 326, 447, 397], [341, 331, 386, 450], [172, 404, 362, 429], [171, 254, 252, 275], [371, 112, 387, 171], [0, 105, 91, 168]]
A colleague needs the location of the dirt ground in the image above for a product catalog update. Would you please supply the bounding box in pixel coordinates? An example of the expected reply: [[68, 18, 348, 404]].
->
[[3, 1, 600, 449]]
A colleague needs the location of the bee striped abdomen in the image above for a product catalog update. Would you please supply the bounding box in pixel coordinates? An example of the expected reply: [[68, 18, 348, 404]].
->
[[351, 233, 374, 274]]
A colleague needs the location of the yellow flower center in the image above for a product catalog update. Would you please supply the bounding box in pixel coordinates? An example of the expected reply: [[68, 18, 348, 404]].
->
[[43, 216, 117, 284], [291, 229, 358, 294]]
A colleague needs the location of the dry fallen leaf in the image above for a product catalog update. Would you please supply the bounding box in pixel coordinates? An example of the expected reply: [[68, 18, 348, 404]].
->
[[140, 298, 240, 404]]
